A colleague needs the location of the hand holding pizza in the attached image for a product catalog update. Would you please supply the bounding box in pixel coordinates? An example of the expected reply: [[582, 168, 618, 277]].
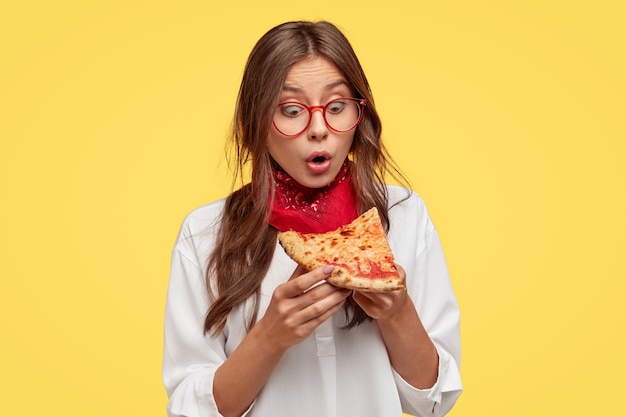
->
[[255, 265, 351, 352], [351, 264, 408, 320]]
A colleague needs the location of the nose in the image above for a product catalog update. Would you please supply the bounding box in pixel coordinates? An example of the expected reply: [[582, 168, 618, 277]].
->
[[307, 108, 329, 141]]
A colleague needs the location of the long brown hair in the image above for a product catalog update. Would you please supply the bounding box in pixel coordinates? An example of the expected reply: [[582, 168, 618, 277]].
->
[[204, 21, 409, 335]]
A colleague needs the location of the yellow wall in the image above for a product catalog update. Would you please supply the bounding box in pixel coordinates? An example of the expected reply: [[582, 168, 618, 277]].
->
[[1, 1, 624, 416]]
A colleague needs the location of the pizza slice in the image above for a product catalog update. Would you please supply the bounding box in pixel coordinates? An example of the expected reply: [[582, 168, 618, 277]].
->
[[277, 207, 404, 292]]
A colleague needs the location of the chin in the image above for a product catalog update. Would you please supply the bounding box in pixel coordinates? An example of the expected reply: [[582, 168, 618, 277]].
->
[[296, 173, 335, 189]]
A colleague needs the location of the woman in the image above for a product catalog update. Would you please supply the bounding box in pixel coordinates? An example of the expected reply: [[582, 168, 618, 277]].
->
[[163, 20, 462, 417]]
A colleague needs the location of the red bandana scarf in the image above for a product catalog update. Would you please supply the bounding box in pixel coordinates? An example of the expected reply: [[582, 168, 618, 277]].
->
[[268, 162, 358, 233]]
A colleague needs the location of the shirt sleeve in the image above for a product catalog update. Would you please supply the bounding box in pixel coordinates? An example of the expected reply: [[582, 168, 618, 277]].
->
[[162, 238, 225, 417], [389, 194, 463, 416], [162, 215, 256, 417]]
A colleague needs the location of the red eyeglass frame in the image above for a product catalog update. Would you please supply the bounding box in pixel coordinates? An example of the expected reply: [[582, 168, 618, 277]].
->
[[272, 97, 368, 137]]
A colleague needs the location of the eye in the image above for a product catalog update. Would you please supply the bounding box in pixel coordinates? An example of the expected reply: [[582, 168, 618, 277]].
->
[[326, 100, 346, 114], [279, 103, 306, 118]]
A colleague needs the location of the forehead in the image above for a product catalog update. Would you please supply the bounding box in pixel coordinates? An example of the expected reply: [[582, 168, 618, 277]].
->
[[282, 56, 348, 92]]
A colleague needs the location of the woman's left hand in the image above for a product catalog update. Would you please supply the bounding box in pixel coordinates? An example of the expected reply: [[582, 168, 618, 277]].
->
[[352, 264, 408, 320], [352, 264, 440, 389]]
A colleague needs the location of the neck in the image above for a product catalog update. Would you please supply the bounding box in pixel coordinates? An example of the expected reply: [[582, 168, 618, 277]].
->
[[268, 162, 358, 233]]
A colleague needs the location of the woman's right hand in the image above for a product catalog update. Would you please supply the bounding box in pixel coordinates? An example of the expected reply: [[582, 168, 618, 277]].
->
[[214, 265, 349, 416], [255, 265, 351, 352]]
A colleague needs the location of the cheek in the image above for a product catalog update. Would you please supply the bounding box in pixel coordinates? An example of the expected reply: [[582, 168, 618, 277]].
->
[[266, 132, 282, 156], [341, 133, 356, 155], [267, 134, 295, 162]]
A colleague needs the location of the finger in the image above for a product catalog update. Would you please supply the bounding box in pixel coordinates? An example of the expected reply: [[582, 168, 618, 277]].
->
[[352, 290, 376, 309], [395, 263, 407, 284], [354, 289, 402, 305], [302, 278, 350, 303], [304, 297, 347, 328], [295, 289, 349, 326], [283, 265, 335, 297]]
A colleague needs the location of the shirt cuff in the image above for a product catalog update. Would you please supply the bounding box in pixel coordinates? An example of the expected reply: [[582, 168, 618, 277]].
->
[[392, 348, 451, 416], [167, 365, 256, 417]]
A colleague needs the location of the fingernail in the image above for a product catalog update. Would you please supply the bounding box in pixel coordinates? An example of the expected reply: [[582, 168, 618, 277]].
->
[[322, 265, 335, 275]]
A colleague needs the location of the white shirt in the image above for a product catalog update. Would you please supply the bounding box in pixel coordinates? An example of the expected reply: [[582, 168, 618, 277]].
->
[[163, 186, 462, 417]]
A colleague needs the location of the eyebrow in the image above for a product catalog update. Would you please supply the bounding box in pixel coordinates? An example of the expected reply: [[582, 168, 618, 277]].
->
[[282, 79, 349, 93]]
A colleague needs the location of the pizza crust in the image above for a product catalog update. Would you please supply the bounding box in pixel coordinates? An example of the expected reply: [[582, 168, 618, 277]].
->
[[326, 266, 404, 292]]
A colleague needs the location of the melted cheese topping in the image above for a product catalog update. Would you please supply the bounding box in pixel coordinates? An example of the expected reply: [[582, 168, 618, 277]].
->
[[299, 208, 398, 279]]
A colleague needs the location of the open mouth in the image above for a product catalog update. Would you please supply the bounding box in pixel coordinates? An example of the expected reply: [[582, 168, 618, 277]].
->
[[306, 153, 332, 174]]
